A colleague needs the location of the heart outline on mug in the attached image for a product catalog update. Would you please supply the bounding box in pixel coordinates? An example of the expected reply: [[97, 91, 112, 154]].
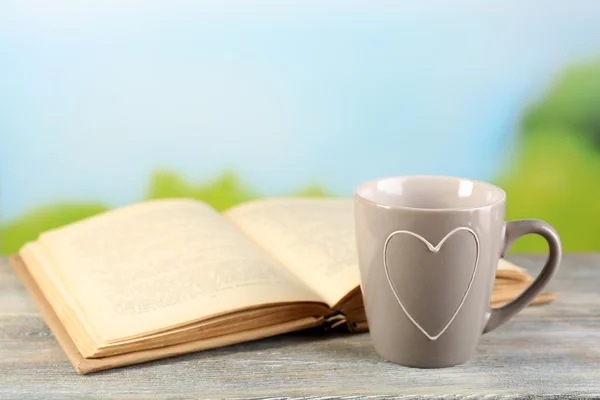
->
[[382, 227, 480, 341]]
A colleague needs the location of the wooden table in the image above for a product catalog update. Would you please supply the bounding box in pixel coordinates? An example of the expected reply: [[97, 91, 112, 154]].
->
[[0, 254, 599, 399]]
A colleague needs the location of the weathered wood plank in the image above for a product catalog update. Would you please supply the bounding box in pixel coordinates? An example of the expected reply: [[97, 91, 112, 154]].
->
[[0, 254, 599, 399]]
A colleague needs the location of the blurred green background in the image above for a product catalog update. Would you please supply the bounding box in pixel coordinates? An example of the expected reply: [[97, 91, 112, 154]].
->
[[2, 3, 600, 255]]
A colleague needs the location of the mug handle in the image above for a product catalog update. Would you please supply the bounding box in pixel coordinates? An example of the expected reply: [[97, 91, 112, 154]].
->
[[483, 219, 562, 333]]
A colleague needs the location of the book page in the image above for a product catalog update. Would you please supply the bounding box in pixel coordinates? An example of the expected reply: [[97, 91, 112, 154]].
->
[[34, 199, 323, 344], [224, 198, 360, 307]]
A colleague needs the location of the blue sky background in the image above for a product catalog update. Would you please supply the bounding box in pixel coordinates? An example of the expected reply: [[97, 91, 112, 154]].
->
[[2, 0, 600, 221]]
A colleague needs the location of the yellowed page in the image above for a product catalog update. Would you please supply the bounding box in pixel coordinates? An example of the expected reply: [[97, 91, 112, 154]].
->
[[20, 242, 102, 357], [224, 198, 360, 307], [223, 198, 532, 308], [34, 198, 323, 349]]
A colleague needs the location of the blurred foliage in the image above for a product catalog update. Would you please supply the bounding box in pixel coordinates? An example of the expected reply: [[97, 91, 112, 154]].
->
[[1, 204, 108, 254], [3, 58, 600, 255], [522, 57, 600, 150], [146, 170, 258, 212], [288, 184, 331, 198], [497, 130, 600, 252], [0, 171, 331, 255], [498, 57, 600, 252]]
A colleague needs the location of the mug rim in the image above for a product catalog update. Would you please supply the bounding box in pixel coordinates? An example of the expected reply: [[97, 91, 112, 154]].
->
[[353, 174, 507, 212]]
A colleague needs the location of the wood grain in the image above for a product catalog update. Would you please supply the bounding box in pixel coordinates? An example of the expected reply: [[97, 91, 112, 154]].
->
[[1, 254, 599, 399]]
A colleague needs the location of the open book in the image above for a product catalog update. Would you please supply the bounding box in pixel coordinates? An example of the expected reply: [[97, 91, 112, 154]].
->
[[10, 197, 554, 374]]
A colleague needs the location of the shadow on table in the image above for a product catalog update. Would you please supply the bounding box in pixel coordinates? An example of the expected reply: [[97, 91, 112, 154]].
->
[[88, 326, 377, 376]]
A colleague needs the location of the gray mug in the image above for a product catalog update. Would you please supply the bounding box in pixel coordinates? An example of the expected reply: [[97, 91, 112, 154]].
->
[[353, 175, 561, 368]]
